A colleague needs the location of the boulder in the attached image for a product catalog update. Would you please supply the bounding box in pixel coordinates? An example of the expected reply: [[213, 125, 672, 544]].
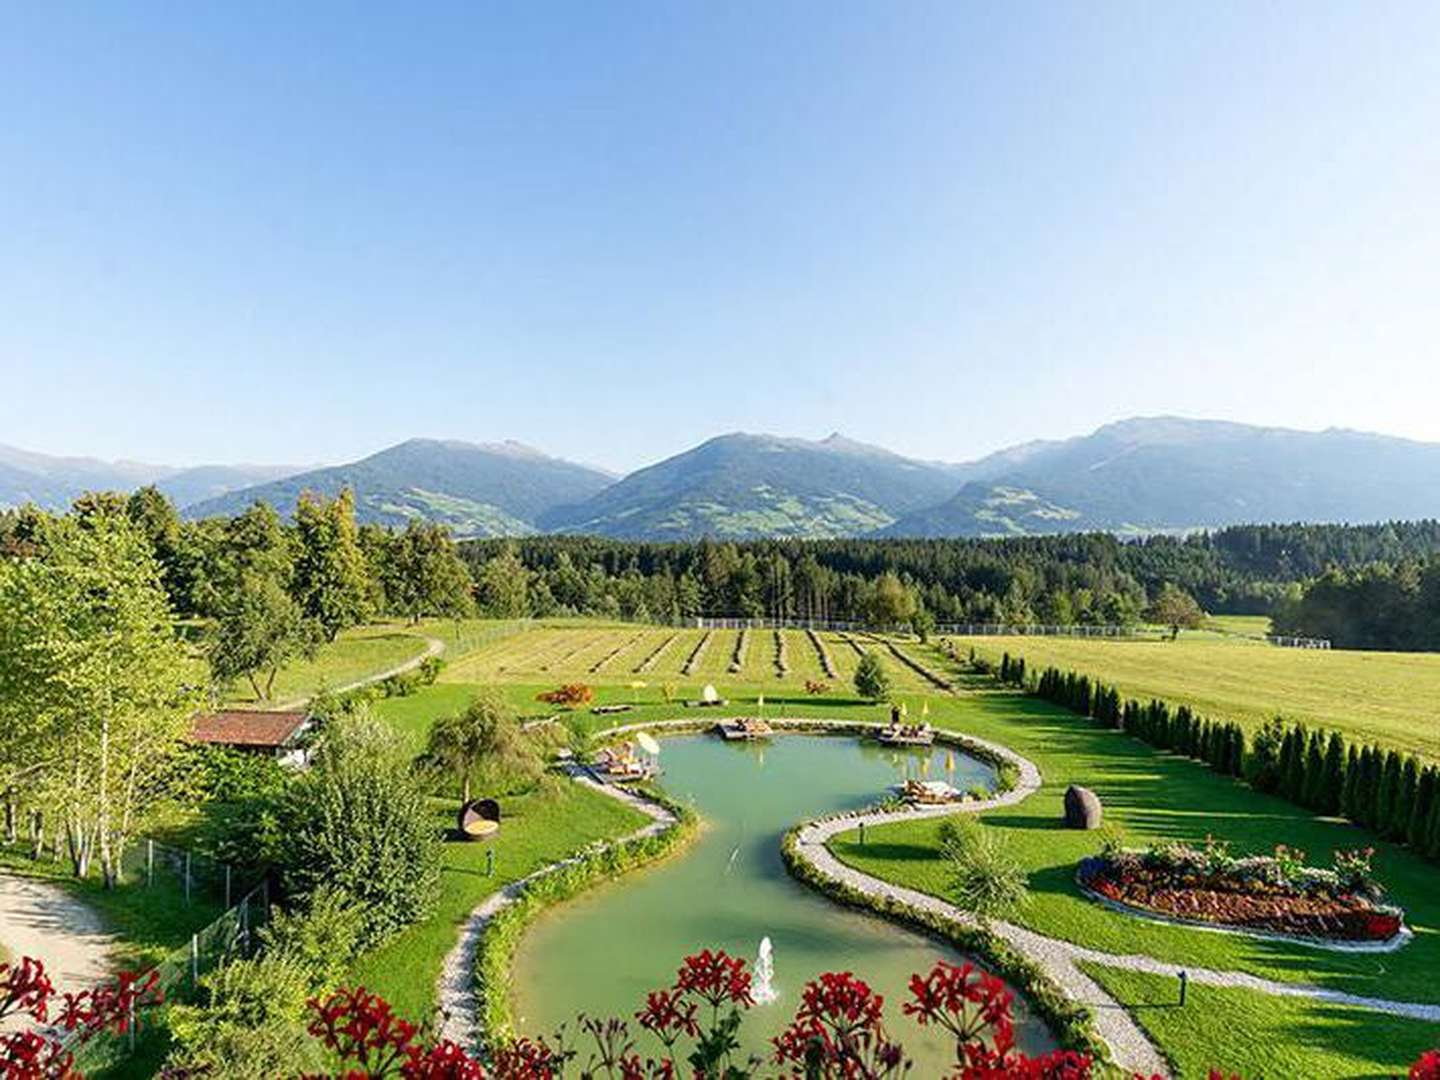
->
[[1063, 785, 1103, 830]]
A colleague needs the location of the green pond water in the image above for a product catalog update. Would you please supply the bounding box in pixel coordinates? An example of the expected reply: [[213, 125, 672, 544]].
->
[[511, 733, 1053, 1069]]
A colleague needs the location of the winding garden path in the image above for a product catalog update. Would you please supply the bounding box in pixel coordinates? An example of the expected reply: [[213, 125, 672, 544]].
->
[[433, 771, 677, 1049], [434, 717, 1440, 1074]]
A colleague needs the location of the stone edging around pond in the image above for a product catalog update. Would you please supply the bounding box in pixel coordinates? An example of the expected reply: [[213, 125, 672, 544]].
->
[[1072, 872, 1415, 955], [589, 715, 1025, 783], [434, 773, 694, 1051]]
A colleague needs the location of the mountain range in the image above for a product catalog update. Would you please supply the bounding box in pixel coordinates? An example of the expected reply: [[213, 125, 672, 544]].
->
[[6, 418, 1440, 540]]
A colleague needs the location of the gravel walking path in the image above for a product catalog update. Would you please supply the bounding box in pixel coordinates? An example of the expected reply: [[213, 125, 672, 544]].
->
[[274, 633, 445, 710], [433, 772, 677, 1049], [434, 716, 1439, 1073], [0, 874, 114, 1033]]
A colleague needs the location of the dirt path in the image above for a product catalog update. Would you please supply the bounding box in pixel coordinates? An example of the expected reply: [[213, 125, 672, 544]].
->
[[274, 633, 445, 710], [0, 874, 114, 1031]]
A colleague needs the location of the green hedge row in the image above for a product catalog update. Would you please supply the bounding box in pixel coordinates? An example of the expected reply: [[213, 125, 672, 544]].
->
[[473, 793, 697, 1048], [779, 825, 1107, 1064]]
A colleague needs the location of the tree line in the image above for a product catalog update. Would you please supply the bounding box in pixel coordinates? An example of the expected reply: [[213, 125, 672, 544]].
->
[[986, 649, 1440, 864], [1271, 558, 1440, 651], [458, 521, 1440, 641]]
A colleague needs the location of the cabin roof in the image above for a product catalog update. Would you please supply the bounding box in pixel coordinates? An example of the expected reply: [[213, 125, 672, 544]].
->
[[191, 710, 309, 748]]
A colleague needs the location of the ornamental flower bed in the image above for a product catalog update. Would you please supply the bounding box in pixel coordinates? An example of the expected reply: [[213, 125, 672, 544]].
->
[[1077, 839, 1406, 944]]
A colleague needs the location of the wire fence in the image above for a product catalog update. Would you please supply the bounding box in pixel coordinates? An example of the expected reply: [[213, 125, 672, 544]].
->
[[5, 832, 249, 908], [0, 832, 270, 1073], [62, 879, 271, 1073]]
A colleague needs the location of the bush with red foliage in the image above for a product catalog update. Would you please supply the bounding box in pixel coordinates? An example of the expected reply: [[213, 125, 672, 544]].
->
[[0, 956, 162, 1080], [536, 684, 595, 708]]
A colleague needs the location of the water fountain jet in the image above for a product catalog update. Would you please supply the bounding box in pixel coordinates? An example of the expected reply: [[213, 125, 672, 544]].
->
[[753, 936, 778, 1004]]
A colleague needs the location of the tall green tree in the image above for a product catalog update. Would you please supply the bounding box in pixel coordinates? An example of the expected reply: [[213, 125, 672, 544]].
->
[[853, 651, 892, 702], [422, 688, 536, 802], [385, 521, 474, 624], [292, 489, 371, 641], [1146, 583, 1206, 639], [209, 574, 319, 702], [0, 508, 197, 885], [476, 544, 530, 618]]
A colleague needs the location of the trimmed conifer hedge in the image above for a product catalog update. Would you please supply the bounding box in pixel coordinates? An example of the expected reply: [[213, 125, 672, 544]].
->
[[985, 649, 1440, 864]]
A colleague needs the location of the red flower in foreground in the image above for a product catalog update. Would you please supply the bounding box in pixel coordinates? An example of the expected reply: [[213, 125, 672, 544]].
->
[[672, 949, 753, 1010], [772, 970, 907, 1078], [636, 988, 700, 1047], [489, 1036, 568, 1080], [905, 960, 1014, 1049], [1, 957, 163, 1080], [1411, 1049, 1440, 1080]]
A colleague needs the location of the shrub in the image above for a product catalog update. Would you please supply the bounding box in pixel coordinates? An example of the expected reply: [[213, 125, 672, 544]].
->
[[260, 886, 366, 993], [164, 953, 322, 1079], [536, 682, 595, 708], [276, 711, 443, 950], [938, 817, 1028, 926], [853, 651, 892, 702]]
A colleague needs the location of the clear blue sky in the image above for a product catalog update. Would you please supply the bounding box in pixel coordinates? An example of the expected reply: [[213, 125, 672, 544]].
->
[[3, 3, 1438, 472]]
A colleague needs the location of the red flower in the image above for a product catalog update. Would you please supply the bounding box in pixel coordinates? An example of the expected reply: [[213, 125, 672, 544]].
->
[[307, 986, 425, 1077], [772, 971, 908, 1078], [904, 960, 1014, 1050], [1411, 1049, 1440, 1080], [636, 988, 700, 1046], [0, 957, 56, 1024], [673, 949, 753, 1010], [490, 1037, 565, 1080]]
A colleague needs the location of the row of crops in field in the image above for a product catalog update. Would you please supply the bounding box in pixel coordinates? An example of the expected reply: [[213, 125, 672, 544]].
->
[[440, 622, 940, 691]]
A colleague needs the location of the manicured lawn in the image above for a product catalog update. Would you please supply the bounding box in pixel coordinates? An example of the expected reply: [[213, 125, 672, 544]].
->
[[953, 632, 1440, 760], [221, 622, 431, 706], [344, 783, 647, 1022], [1078, 963, 1439, 1079], [828, 684, 1440, 1010], [376, 678, 912, 756]]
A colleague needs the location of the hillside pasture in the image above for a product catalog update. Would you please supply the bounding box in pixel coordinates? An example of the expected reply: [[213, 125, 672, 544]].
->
[[951, 633, 1440, 761]]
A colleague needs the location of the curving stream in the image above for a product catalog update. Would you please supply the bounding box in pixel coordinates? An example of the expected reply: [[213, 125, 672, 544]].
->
[[511, 733, 1053, 1070]]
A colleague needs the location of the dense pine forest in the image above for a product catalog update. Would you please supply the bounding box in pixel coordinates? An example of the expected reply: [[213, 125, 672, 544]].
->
[[5, 492, 1440, 651], [461, 523, 1440, 649]]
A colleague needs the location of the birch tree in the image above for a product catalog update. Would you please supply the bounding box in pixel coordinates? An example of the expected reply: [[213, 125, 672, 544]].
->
[[0, 510, 196, 885]]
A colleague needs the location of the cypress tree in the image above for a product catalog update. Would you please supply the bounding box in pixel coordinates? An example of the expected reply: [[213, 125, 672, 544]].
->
[[1320, 732, 1345, 815], [1396, 756, 1420, 839], [1340, 744, 1361, 821], [1014, 657, 1026, 687], [1376, 750, 1403, 838], [1278, 726, 1301, 801], [1408, 766, 1436, 851], [1302, 729, 1326, 810], [1000, 653, 1012, 683], [1427, 785, 1440, 859]]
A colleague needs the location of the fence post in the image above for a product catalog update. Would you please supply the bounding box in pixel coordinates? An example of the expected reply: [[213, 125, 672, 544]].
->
[[190, 933, 199, 989], [146, 839, 154, 888], [185, 851, 192, 903], [225, 864, 232, 908]]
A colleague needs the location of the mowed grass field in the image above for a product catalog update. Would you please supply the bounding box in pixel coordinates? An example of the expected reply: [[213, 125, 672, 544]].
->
[[954, 633, 1440, 761], [439, 621, 936, 695]]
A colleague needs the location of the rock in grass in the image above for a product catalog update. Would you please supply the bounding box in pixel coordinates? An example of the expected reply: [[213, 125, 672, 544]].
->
[[1064, 785, 1103, 829]]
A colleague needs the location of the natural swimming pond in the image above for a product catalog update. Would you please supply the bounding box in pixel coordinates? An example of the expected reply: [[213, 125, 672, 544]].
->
[[511, 733, 1054, 1069]]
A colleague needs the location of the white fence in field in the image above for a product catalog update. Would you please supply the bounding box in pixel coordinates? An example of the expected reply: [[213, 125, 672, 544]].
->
[[686, 616, 1328, 649]]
